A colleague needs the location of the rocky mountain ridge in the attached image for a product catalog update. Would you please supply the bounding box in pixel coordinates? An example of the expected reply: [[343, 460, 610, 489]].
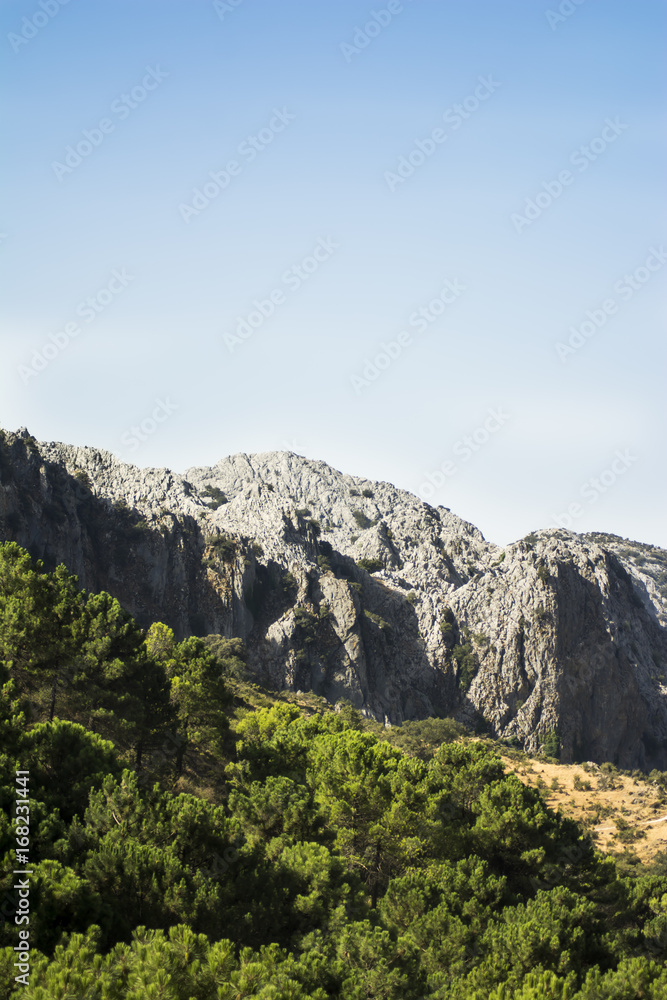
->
[[1, 426, 666, 770]]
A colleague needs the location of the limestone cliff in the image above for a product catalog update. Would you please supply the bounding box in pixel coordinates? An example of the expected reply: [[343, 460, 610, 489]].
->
[[1, 427, 666, 770]]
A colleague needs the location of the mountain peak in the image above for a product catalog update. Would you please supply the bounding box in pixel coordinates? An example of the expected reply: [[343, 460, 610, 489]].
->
[[1, 425, 666, 769]]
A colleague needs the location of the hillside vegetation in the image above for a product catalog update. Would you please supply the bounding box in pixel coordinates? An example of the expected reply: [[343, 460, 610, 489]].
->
[[1, 542, 667, 998]]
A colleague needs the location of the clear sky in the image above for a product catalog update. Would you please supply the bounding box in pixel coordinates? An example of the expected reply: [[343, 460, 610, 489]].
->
[[2, 0, 665, 547]]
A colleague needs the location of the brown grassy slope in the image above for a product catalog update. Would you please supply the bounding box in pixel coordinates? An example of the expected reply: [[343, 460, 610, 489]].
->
[[500, 754, 667, 863]]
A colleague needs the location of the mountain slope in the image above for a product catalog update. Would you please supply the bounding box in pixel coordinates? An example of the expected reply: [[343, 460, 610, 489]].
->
[[1, 426, 666, 770]]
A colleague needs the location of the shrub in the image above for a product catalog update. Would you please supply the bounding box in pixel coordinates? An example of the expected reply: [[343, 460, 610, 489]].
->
[[352, 510, 372, 530], [294, 608, 317, 627], [534, 604, 548, 624], [453, 642, 479, 691], [357, 558, 383, 573], [25, 435, 40, 457], [348, 488, 360, 496], [202, 634, 248, 679], [597, 772, 623, 791], [536, 565, 549, 584], [383, 717, 464, 757], [307, 519, 321, 537], [364, 609, 391, 631], [294, 607, 318, 643], [73, 469, 92, 490], [201, 485, 228, 509], [296, 508, 312, 517], [440, 607, 456, 637], [614, 816, 646, 843], [204, 535, 236, 563], [362, 488, 374, 498]]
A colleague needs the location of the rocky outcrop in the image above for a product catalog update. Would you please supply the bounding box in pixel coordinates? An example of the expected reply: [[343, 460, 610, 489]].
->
[[1, 426, 666, 770]]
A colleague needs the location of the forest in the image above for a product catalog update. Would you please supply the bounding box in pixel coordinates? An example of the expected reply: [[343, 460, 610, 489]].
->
[[1, 540, 666, 999]]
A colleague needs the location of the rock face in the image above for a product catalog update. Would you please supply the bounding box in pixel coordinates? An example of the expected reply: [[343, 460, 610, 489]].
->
[[1, 426, 666, 770]]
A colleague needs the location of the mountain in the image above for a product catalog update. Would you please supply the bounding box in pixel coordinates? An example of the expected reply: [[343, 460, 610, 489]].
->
[[1, 425, 666, 770]]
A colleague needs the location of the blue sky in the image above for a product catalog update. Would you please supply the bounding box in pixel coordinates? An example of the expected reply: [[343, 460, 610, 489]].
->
[[2, 0, 666, 547]]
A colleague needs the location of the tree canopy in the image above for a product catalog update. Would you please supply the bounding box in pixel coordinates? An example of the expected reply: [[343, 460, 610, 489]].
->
[[0, 541, 666, 999]]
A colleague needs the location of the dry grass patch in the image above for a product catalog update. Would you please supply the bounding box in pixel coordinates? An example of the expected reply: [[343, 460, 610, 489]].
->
[[502, 756, 667, 863]]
